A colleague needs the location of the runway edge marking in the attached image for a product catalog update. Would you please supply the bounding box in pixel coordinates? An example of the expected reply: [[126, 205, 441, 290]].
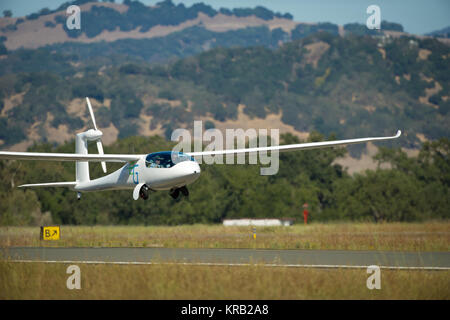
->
[[5, 260, 450, 271]]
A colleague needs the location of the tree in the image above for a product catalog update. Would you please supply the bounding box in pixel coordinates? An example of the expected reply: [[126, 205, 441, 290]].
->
[[3, 10, 12, 18], [332, 169, 425, 222], [0, 189, 51, 226]]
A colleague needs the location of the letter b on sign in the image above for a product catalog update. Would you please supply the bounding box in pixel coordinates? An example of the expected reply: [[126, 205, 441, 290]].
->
[[366, 5, 381, 30], [366, 265, 381, 290], [66, 265, 81, 290]]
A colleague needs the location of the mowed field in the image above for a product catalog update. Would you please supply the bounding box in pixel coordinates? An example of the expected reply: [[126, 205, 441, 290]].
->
[[0, 222, 448, 299], [0, 261, 449, 299], [1, 222, 449, 251]]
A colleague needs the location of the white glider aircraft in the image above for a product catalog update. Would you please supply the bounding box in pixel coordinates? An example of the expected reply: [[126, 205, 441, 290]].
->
[[0, 98, 401, 200]]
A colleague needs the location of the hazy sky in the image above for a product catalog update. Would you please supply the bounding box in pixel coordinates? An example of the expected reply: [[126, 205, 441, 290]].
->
[[0, 0, 449, 35]]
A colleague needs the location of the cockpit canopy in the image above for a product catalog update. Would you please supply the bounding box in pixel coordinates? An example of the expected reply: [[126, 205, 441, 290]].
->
[[145, 151, 195, 168]]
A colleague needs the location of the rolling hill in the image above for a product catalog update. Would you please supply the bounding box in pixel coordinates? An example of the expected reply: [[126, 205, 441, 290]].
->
[[0, 0, 448, 162]]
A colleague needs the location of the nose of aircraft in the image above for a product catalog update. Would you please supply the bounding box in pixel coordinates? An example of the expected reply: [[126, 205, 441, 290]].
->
[[190, 161, 201, 180], [177, 160, 201, 184], [192, 161, 201, 175]]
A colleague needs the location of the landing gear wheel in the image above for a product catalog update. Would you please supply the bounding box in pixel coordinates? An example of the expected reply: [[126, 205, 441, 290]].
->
[[170, 188, 180, 199], [139, 185, 149, 200], [180, 186, 189, 197]]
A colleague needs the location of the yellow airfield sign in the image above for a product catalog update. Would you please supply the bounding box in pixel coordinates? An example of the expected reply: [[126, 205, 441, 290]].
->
[[40, 226, 60, 240]]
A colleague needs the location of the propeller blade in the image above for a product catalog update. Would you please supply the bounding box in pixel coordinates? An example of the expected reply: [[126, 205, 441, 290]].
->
[[86, 97, 98, 130], [87, 97, 106, 173], [96, 140, 107, 173]]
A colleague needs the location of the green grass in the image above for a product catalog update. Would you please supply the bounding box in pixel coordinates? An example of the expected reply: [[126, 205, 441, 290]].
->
[[0, 261, 448, 299], [1, 222, 449, 251], [1, 222, 448, 299]]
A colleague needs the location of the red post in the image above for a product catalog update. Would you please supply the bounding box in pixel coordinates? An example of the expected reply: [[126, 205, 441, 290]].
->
[[302, 203, 309, 225]]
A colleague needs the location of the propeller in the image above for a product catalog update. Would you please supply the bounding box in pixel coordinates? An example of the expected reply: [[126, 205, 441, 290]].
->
[[86, 97, 107, 173]]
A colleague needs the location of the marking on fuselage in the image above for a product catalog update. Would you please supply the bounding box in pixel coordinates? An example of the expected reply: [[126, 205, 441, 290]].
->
[[129, 164, 139, 184]]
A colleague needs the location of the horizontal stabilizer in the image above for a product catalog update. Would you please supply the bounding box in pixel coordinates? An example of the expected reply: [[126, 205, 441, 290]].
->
[[18, 182, 77, 188]]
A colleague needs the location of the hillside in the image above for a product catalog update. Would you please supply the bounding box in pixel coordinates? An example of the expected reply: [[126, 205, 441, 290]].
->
[[0, 0, 448, 163], [0, 0, 295, 51], [0, 32, 448, 154], [0, 0, 434, 59], [427, 26, 450, 39]]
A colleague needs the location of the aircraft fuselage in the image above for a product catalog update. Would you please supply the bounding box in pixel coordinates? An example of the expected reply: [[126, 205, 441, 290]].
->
[[74, 152, 201, 192]]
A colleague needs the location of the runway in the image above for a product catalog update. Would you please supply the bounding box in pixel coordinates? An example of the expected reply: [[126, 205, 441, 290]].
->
[[1, 247, 449, 270]]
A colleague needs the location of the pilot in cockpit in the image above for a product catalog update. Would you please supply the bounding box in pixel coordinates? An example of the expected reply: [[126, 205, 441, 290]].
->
[[150, 159, 160, 168]]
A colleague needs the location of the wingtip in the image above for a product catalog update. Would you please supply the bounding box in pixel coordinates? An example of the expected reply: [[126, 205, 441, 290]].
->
[[396, 130, 402, 137]]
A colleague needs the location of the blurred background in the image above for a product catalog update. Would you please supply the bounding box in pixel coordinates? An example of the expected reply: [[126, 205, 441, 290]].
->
[[0, 0, 448, 225]]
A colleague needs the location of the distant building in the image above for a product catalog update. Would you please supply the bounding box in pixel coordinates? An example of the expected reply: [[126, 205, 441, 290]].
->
[[223, 218, 295, 227]]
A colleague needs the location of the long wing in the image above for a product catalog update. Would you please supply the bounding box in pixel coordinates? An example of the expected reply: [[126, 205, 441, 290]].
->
[[0, 152, 143, 162], [0, 131, 401, 161], [187, 130, 401, 157]]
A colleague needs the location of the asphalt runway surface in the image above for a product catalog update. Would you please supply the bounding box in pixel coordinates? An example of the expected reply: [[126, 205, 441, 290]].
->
[[1, 247, 449, 269]]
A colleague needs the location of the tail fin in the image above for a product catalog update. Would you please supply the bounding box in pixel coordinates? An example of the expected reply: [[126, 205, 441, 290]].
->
[[75, 133, 90, 183], [74, 97, 107, 182]]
